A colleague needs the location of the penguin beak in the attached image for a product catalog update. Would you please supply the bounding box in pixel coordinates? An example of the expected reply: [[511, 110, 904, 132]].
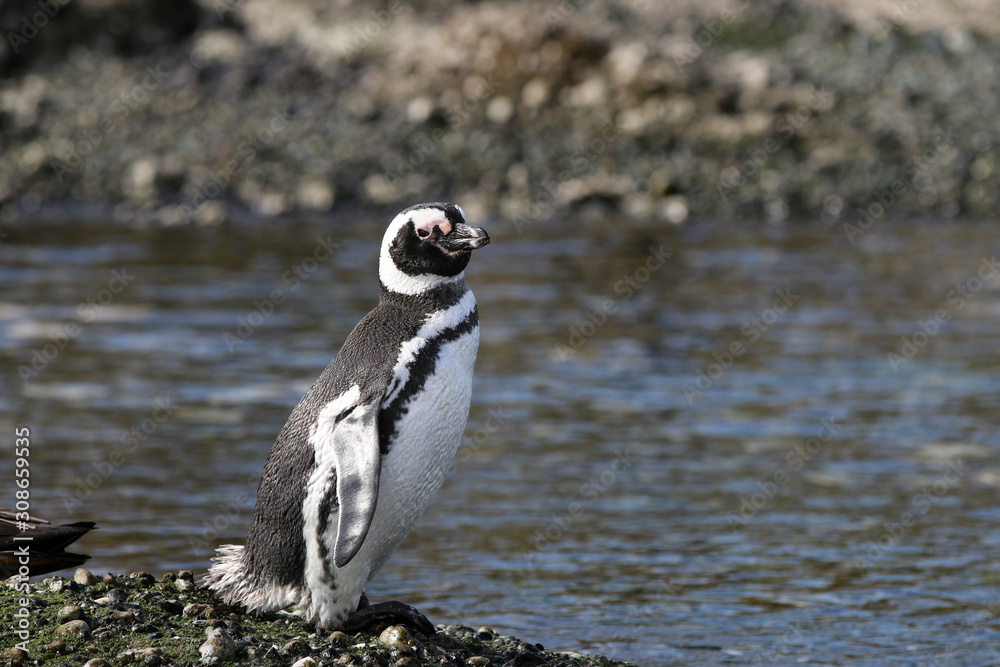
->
[[438, 223, 490, 252]]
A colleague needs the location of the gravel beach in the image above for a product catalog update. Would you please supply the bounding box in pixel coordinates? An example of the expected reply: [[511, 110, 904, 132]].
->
[[1, 569, 634, 666]]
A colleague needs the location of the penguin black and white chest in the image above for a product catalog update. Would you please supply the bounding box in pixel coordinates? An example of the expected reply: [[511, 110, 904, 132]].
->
[[206, 202, 489, 630]]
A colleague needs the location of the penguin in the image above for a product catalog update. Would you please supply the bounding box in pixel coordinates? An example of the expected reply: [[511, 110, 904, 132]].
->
[[205, 202, 490, 633]]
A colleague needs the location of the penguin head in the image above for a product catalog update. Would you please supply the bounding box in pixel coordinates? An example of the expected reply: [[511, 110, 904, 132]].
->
[[379, 202, 490, 295]]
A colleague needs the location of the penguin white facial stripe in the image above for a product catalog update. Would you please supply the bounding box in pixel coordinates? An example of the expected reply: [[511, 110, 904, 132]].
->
[[382, 289, 477, 408], [379, 263, 465, 296]]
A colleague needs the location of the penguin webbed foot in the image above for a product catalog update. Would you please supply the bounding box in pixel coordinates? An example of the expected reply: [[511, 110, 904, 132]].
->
[[341, 598, 435, 637]]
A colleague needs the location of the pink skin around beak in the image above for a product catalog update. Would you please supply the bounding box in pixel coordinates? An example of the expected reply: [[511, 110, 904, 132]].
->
[[415, 218, 452, 238]]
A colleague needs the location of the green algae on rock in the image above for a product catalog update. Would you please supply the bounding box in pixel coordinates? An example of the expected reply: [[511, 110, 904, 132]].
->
[[1, 570, 634, 667]]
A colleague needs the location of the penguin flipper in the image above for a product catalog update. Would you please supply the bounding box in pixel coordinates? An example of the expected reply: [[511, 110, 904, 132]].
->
[[332, 398, 381, 568]]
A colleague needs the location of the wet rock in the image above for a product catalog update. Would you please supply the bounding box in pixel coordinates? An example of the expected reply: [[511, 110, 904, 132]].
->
[[41, 640, 68, 654], [101, 573, 117, 585], [182, 602, 215, 618], [329, 630, 350, 647], [175, 578, 195, 592], [281, 638, 311, 657], [467, 658, 490, 666], [57, 604, 84, 623], [379, 625, 414, 648], [55, 619, 91, 638], [199, 627, 236, 662], [83, 660, 113, 667], [116, 647, 163, 666], [0, 648, 27, 665], [129, 571, 156, 586], [107, 610, 139, 623], [75, 568, 98, 586], [47, 577, 78, 593], [291, 658, 320, 667]]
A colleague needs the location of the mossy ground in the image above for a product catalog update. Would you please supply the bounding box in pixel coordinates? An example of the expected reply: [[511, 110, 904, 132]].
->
[[1, 571, 634, 667]]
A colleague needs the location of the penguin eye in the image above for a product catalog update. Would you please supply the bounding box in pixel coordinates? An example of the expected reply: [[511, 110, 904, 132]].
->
[[417, 228, 430, 239]]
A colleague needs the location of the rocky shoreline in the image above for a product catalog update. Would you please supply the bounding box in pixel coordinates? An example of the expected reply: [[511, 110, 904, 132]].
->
[[1, 0, 998, 227], [1, 569, 633, 667]]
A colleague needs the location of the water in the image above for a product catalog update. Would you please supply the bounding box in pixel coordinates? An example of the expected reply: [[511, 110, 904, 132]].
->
[[2, 215, 1000, 666]]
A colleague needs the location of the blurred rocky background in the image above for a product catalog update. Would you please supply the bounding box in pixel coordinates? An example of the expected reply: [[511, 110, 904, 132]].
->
[[1, 0, 998, 226]]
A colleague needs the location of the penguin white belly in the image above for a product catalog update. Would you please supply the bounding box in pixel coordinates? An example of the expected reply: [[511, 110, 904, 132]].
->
[[363, 326, 479, 576]]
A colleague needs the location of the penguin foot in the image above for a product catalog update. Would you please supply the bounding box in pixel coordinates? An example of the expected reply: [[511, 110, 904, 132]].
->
[[341, 599, 435, 637]]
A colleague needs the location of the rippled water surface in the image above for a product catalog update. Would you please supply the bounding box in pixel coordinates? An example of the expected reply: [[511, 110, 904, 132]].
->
[[3, 215, 1000, 666]]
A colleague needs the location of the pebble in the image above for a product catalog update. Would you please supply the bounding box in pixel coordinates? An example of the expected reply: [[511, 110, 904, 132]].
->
[[83, 660, 112, 667], [54, 619, 91, 638], [467, 658, 490, 666], [47, 577, 76, 592], [199, 627, 236, 662], [175, 578, 195, 591], [116, 647, 163, 666], [329, 630, 350, 647], [56, 604, 84, 623], [177, 569, 195, 580], [159, 599, 184, 615], [182, 602, 215, 618], [379, 625, 414, 647], [107, 610, 138, 623], [0, 648, 27, 666], [129, 571, 156, 585], [291, 658, 319, 667], [41, 640, 67, 654], [281, 638, 310, 657], [394, 659, 420, 667], [101, 572, 117, 585], [75, 568, 98, 586]]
